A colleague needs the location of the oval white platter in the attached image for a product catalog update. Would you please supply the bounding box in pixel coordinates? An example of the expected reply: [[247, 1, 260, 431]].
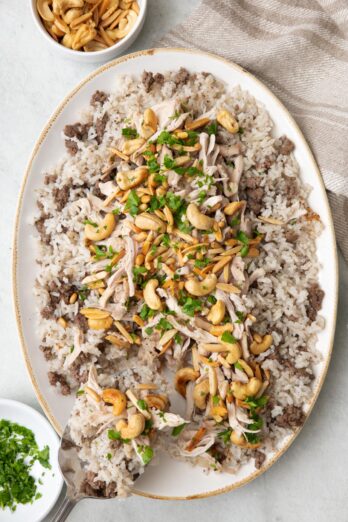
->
[[13, 48, 338, 500]]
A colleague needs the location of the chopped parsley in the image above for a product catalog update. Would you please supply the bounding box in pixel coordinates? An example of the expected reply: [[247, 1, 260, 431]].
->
[[155, 318, 173, 333], [145, 327, 154, 335], [236, 230, 250, 245], [179, 294, 202, 317], [138, 445, 154, 465], [0, 419, 51, 512], [83, 219, 98, 227], [207, 295, 217, 305], [244, 396, 269, 410], [212, 395, 220, 406], [125, 189, 140, 216], [107, 429, 130, 444], [230, 216, 240, 227], [78, 285, 90, 302], [204, 121, 218, 135], [132, 265, 148, 285], [122, 127, 138, 139], [106, 453, 112, 460], [171, 424, 186, 437], [194, 257, 212, 269], [197, 190, 207, 204], [137, 399, 148, 411], [139, 303, 155, 321], [217, 428, 232, 444], [234, 362, 244, 372], [235, 311, 245, 323], [221, 331, 237, 344]]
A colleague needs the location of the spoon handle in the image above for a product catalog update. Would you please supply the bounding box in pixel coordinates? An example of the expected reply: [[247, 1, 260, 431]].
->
[[51, 494, 77, 522]]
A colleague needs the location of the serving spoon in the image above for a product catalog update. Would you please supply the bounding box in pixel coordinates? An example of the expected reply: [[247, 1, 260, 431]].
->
[[52, 419, 138, 521]]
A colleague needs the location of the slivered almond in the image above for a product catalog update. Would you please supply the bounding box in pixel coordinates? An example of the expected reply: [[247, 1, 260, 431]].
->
[[136, 383, 158, 390], [85, 386, 101, 402], [173, 229, 196, 244], [157, 338, 173, 356], [105, 334, 130, 348], [181, 242, 209, 255], [80, 308, 110, 319], [103, 190, 119, 207], [224, 238, 239, 247], [132, 314, 144, 327], [257, 216, 285, 225], [220, 246, 242, 256], [87, 280, 105, 289], [217, 355, 231, 369], [212, 255, 232, 273], [255, 363, 262, 381], [159, 329, 178, 347], [185, 117, 210, 131], [186, 427, 207, 452], [109, 147, 129, 161], [223, 263, 230, 283], [114, 321, 134, 344], [198, 354, 220, 367], [216, 283, 241, 293], [238, 359, 254, 377]]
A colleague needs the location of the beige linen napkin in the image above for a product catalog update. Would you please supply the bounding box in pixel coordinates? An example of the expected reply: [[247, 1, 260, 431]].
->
[[159, 0, 348, 262]]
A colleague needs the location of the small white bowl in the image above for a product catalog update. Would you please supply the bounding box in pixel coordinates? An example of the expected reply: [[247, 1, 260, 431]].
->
[[0, 399, 63, 522], [30, 0, 148, 63]]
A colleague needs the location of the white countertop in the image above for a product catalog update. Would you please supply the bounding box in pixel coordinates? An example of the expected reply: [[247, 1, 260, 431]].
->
[[1, 1, 348, 520]]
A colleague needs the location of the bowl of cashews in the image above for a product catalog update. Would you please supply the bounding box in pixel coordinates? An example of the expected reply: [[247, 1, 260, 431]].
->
[[31, 0, 148, 62]]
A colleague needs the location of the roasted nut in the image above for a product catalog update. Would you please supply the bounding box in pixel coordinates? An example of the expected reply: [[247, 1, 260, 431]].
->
[[107, 9, 137, 39], [224, 342, 242, 364], [217, 109, 239, 133], [72, 23, 97, 50], [175, 367, 200, 397], [210, 400, 228, 422], [116, 413, 145, 439], [85, 386, 101, 402], [144, 394, 168, 411], [185, 117, 211, 131], [84, 213, 116, 241], [184, 274, 217, 297], [186, 203, 215, 231], [102, 388, 127, 416], [141, 108, 158, 139], [207, 300, 226, 325], [116, 167, 148, 190], [80, 308, 110, 319], [134, 213, 166, 233], [37, 0, 55, 21], [210, 323, 234, 336], [231, 377, 262, 400], [193, 379, 210, 409], [88, 316, 113, 330], [143, 279, 162, 311], [250, 334, 273, 355], [224, 201, 245, 216], [122, 138, 146, 155]]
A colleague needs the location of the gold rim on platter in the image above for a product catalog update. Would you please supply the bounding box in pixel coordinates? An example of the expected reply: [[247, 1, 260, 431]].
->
[[12, 47, 338, 500]]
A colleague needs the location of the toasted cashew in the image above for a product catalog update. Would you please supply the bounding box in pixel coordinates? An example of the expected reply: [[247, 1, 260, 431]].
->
[[231, 377, 262, 401], [210, 323, 234, 336], [135, 213, 166, 233], [217, 109, 239, 133], [116, 413, 145, 439], [102, 388, 127, 416], [250, 334, 273, 355], [207, 300, 225, 325], [122, 138, 145, 155], [185, 273, 217, 297], [211, 401, 228, 422], [37, 0, 55, 21], [186, 203, 215, 231], [141, 108, 158, 139], [143, 279, 162, 311], [224, 201, 246, 216], [116, 167, 148, 190], [144, 394, 168, 411], [224, 343, 242, 364], [193, 379, 210, 409], [175, 367, 200, 397], [84, 213, 115, 241], [88, 316, 113, 330]]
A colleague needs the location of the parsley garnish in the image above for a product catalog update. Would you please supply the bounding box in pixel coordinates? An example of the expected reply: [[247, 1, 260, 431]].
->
[[235, 311, 245, 323], [83, 219, 98, 227], [137, 399, 149, 411], [171, 424, 186, 437], [212, 395, 220, 406], [155, 318, 173, 332], [125, 189, 140, 216], [221, 331, 237, 344], [217, 428, 232, 444], [107, 429, 130, 444], [205, 121, 218, 135], [122, 127, 138, 139], [138, 445, 154, 465]]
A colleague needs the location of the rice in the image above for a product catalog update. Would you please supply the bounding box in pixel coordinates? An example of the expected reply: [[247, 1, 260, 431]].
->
[[34, 68, 324, 496]]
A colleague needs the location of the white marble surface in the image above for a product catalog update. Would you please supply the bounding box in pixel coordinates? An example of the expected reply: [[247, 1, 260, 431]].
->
[[1, 1, 348, 520]]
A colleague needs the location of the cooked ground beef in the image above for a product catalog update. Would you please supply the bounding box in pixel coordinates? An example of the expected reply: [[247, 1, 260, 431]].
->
[[246, 186, 264, 214], [40, 345, 55, 361], [245, 176, 261, 190], [175, 67, 190, 86], [47, 371, 71, 395], [41, 304, 55, 319], [70, 353, 90, 384], [52, 182, 72, 211], [92, 182, 104, 199], [61, 439, 75, 450], [285, 230, 299, 243], [141, 70, 165, 93], [275, 405, 305, 429], [256, 154, 277, 170], [280, 357, 315, 382], [253, 450, 266, 469], [44, 173, 57, 185], [95, 113, 109, 144], [306, 283, 324, 322], [35, 213, 51, 244], [277, 135, 295, 155], [65, 139, 79, 156], [81, 471, 117, 498], [90, 90, 109, 107], [48, 279, 74, 304], [284, 176, 299, 199], [64, 123, 91, 141], [74, 313, 89, 333]]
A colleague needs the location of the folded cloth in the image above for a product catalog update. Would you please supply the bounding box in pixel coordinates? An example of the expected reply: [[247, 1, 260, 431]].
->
[[159, 0, 348, 262]]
